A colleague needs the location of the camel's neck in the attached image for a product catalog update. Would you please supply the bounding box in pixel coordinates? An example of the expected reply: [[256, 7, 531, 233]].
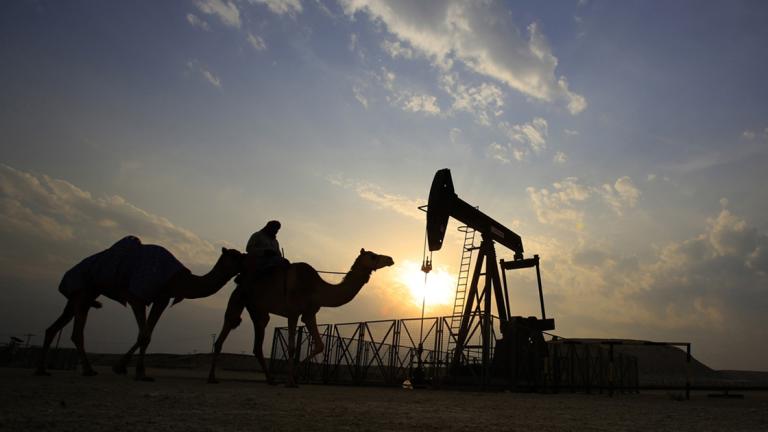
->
[[179, 260, 234, 300], [316, 264, 373, 308]]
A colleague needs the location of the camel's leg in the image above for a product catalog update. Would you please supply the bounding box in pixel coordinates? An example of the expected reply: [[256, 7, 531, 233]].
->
[[301, 314, 325, 361], [286, 315, 298, 388], [113, 300, 163, 375], [114, 302, 146, 375], [134, 299, 169, 381], [246, 308, 272, 384], [208, 288, 246, 384], [35, 301, 75, 376], [113, 340, 140, 375], [71, 300, 96, 376]]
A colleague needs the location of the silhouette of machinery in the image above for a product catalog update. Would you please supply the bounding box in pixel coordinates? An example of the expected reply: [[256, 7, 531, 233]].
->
[[426, 168, 554, 387]]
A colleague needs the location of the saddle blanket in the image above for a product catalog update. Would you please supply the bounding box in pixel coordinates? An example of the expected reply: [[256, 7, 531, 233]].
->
[[59, 236, 189, 305]]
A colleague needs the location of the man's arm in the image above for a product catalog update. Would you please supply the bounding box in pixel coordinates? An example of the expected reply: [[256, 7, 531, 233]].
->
[[246, 232, 259, 255]]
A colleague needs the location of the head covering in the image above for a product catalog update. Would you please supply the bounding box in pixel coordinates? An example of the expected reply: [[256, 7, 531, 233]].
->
[[263, 220, 281, 237]]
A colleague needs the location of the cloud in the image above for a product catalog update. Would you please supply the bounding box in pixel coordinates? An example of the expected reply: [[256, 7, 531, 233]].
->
[[597, 176, 640, 216], [187, 59, 222, 87], [630, 205, 768, 335], [0, 165, 250, 357], [545, 201, 766, 356], [402, 94, 441, 115], [523, 202, 768, 370], [379, 67, 396, 89], [339, 0, 586, 114], [527, 176, 641, 227], [513, 148, 528, 162], [250, 0, 303, 16], [194, 0, 241, 28], [247, 32, 267, 51], [486, 117, 549, 163], [0, 164, 223, 279], [352, 84, 369, 108], [381, 40, 414, 59], [360, 59, 502, 123], [372, 67, 443, 117], [441, 73, 504, 125], [487, 142, 511, 164], [202, 70, 222, 87], [741, 127, 768, 141], [526, 177, 590, 228], [186, 13, 211, 31], [327, 174, 423, 220], [553, 151, 567, 164], [499, 117, 548, 153], [485, 142, 528, 163], [706, 207, 760, 260], [613, 177, 641, 206], [449, 127, 462, 143]]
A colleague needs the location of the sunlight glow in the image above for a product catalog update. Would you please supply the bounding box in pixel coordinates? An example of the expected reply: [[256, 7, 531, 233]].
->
[[396, 259, 456, 309]]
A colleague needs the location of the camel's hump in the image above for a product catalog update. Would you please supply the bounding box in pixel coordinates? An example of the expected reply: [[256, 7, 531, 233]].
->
[[59, 236, 188, 305]]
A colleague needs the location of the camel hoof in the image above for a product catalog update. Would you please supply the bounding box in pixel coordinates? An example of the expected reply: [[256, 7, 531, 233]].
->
[[135, 375, 155, 382], [82, 369, 98, 377], [207, 378, 219, 384], [34, 369, 51, 376], [112, 364, 128, 375]]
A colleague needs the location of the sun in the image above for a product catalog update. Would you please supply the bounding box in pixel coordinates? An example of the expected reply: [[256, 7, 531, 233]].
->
[[396, 259, 456, 310]]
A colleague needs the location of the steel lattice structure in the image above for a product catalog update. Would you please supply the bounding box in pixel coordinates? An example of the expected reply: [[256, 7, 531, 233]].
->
[[269, 315, 649, 394]]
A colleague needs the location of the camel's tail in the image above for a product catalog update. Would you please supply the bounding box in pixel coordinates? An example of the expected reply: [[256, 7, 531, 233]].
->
[[90, 300, 103, 309]]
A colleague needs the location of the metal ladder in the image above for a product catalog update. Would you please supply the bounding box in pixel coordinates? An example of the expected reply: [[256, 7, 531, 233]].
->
[[447, 226, 476, 357]]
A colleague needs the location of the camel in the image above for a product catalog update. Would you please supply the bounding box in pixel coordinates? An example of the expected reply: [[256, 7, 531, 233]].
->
[[207, 248, 394, 386], [35, 236, 243, 381]]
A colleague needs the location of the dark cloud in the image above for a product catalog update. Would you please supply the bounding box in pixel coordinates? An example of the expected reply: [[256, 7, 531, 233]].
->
[[627, 207, 768, 369], [535, 205, 768, 370], [0, 164, 246, 354], [0, 164, 223, 276], [572, 247, 610, 268]]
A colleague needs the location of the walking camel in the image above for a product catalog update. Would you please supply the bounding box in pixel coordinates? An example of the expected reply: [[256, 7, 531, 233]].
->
[[36, 236, 244, 381], [207, 248, 394, 386]]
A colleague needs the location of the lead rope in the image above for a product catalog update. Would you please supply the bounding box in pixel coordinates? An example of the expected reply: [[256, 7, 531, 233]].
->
[[417, 227, 432, 369]]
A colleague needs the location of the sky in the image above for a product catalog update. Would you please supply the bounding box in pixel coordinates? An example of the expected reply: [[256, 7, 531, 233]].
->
[[1, 0, 767, 371]]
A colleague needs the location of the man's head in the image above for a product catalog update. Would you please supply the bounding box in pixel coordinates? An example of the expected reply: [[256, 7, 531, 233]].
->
[[263, 220, 281, 238]]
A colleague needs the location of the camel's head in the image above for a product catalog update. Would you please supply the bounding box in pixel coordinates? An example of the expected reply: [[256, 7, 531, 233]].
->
[[356, 248, 395, 272], [217, 247, 245, 278]]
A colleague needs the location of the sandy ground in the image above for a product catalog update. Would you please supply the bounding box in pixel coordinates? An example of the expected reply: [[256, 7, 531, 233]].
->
[[1, 367, 767, 432]]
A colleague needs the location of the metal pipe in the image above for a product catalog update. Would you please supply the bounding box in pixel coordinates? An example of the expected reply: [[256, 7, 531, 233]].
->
[[500, 259, 512, 322], [686, 343, 691, 400], [534, 255, 546, 320]]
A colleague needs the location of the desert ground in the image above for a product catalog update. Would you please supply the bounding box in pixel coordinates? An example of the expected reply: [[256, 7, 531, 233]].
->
[[2, 366, 767, 432]]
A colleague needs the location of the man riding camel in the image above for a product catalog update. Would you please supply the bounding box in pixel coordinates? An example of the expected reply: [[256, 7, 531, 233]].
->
[[240, 220, 288, 283]]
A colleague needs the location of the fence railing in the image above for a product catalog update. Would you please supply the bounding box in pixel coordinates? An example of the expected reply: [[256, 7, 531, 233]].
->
[[269, 315, 644, 393], [269, 316, 482, 386]]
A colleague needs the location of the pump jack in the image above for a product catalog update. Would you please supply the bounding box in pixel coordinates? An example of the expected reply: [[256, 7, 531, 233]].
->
[[426, 169, 554, 387]]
